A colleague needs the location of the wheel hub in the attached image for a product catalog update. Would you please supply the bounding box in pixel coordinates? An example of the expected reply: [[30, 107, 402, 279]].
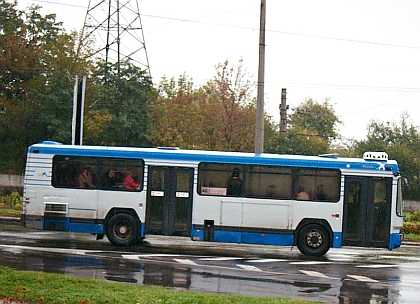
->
[[118, 225, 128, 234], [307, 230, 323, 248]]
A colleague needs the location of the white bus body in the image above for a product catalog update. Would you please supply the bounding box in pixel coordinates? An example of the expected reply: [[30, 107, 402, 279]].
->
[[22, 142, 404, 256]]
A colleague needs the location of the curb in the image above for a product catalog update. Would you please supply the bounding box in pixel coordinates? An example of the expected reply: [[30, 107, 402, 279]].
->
[[0, 216, 20, 224]]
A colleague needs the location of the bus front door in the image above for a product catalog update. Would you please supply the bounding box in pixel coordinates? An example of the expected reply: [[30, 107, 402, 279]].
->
[[343, 176, 392, 248], [145, 166, 194, 237]]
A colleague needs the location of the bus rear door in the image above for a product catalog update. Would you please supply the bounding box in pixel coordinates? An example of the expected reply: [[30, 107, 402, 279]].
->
[[343, 176, 392, 248], [145, 166, 194, 237]]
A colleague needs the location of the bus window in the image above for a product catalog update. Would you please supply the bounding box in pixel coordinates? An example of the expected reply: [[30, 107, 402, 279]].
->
[[99, 158, 144, 191], [294, 169, 340, 202], [245, 165, 292, 199], [52, 156, 97, 189], [198, 163, 243, 197], [396, 178, 404, 217]]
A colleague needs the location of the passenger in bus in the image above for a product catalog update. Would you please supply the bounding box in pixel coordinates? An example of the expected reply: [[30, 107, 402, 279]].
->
[[55, 162, 74, 187], [227, 168, 242, 196], [78, 167, 95, 188], [295, 186, 309, 200], [267, 185, 281, 198], [315, 184, 327, 201], [124, 171, 141, 190], [101, 169, 117, 189]]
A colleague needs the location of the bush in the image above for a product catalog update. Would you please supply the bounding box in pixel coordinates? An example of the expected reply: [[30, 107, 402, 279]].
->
[[0, 191, 22, 208], [410, 210, 420, 222], [401, 222, 420, 235]]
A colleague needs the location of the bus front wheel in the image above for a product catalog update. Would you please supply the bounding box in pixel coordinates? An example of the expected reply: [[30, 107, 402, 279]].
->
[[296, 223, 330, 257], [106, 213, 138, 246]]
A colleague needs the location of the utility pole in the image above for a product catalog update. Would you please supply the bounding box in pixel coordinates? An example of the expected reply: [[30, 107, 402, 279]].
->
[[254, 0, 266, 154], [280, 88, 288, 137], [72, 76, 86, 145]]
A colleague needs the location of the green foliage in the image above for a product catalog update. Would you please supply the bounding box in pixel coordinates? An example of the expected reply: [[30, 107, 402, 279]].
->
[[0, 266, 313, 304], [265, 98, 340, 155], [405, 211, 420, 223], [86, 61, 155, 147], [0, 191, 21, 208], [0, 1, 90, 172], [149, 60, 262, 152], [0, 2, 154, 175], [288, 98, 341, 143], [354, 113, 420, 200], [401, 223, 420, 235]]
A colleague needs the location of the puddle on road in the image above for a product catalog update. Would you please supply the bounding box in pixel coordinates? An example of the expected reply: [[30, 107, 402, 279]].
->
[[0, 246, 411, 303]]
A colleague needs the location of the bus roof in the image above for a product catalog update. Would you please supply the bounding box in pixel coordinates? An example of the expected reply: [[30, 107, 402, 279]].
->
[[27, 142, 399, 174]]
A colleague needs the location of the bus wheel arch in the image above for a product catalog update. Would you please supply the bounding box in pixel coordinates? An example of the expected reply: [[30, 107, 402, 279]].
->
[[295, 219, 332, 257], [105, 208, 141, 246]]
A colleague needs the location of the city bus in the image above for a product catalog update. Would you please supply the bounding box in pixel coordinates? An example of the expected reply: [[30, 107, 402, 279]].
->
[[21, 141, 404, 256]]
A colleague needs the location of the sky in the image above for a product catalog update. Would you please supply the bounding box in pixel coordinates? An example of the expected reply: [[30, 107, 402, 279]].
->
[[15, 0, 420, 141]]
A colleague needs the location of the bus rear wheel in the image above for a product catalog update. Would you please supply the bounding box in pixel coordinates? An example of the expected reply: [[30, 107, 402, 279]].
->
[[106, 213, 138, 246], [297, 223, 330, 257]]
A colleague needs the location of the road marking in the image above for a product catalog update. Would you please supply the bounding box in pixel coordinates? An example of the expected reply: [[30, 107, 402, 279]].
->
[[381, 256, 420, 262], [327, 254, 358, 261], [121, 254, 142, 260], [245, 259, 288, 263], [356, 264, 398, 268], [174, 258, 198, 266], [134, 254, 183, 257], [290, 261, 331, 265], [347, 275, 378, 283], [200, 257, 241, 261], [300, 270, 338, 279], [1, 244, 86, 255], [237, 264, 262, 272]]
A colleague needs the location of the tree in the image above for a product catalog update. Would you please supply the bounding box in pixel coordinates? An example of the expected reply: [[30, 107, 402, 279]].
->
[[266, 98, 340, 155], [0, 1, 76, 172], [85, 61, 154, 147], [149, 59, 265, 152], [289, 98, 341, 143], [354, 113, 420, 200]]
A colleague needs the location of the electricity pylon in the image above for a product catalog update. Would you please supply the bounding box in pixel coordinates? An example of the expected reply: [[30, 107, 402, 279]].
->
[[82, 0, 151, 77]]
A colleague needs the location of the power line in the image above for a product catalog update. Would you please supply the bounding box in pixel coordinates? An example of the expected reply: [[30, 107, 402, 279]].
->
[[17, 0, 420, 50]]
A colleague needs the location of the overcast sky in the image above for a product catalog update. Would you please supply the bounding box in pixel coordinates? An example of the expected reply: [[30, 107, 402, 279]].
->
[[15, 0, 420, 141]]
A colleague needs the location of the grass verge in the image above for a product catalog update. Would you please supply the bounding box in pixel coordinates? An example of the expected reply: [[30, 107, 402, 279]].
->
[[0, 266, 317, 304]]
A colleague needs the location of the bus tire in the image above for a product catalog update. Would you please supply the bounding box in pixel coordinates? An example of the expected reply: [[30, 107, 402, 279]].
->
[[106, 213, 138, 246], [296, 223, 330, 257]]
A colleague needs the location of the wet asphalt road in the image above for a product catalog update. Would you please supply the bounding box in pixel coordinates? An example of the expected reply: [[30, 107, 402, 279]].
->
[[1, 221, 420, 303]]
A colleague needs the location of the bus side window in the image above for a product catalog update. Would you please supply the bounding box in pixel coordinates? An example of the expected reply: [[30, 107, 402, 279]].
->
[[295, 169, 340, 202], [198, 163, 240, 196], [245, 165, 292, 199]]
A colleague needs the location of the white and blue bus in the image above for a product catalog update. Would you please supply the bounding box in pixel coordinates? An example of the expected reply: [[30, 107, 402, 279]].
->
[[22, 141, 404, 256]]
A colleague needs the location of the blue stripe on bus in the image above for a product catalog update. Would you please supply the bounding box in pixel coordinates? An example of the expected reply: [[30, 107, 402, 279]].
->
[[50, 219, 146, 238], [28, 143, 399, 172], [389, 233, 403, 249], [68, 222, 104, 234], [192, 226, 344, 248], [191, 227, 295, 246], [332, 232, 342, 248]]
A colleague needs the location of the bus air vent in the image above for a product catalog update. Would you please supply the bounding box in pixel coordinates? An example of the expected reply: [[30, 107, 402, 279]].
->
[[45, 203, 67, 213]]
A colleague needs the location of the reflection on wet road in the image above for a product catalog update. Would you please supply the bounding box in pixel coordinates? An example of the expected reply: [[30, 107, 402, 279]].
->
[[1, 224, 420, 303]]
